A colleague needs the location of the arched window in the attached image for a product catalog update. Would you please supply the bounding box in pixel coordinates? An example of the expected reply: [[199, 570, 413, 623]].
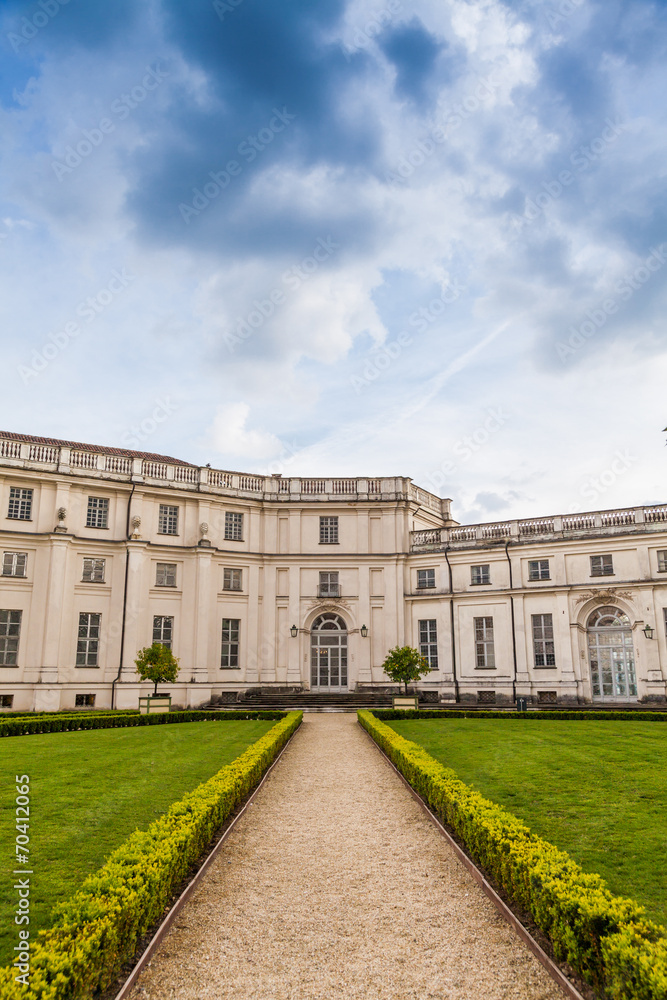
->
[[586, 605, 636, 701], [312, 613, 347, 631], [311, 615, 348, 690]]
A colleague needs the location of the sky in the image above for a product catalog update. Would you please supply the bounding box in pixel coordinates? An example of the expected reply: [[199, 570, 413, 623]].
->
[[1, 0, 666, 525]]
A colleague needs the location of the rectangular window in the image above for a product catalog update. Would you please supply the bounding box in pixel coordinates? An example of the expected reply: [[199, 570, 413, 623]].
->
[[419, 619, 438, 670], [156, 562, 177, 587], [158, 504, 179, 535], [223, 568, 243, 591], [2, 552, 27, 578], [318, 571, 339, 597], [417, 568, 436, 589], [0, 610, 22, 667], [319, 516, 339, 544], [82, 558, 105, 583], [471, 564, 491, 585], [224, 512, 244, 541], [0, 695, 14, 708], [663, 608, 667, 638], [532, 613, 556, 667], [76, 612, 101, 667], [75, 694, 95, 708], [590, 554, 613, 577], [86, 496, 109, 529], [538, 691, 557, 705], [7, 488, 33, 521], [477, 690, 496, 704], [153, 615, 173, 649], [528, 559, 550, 581], [657, 550, 667, 573], [474, 616, 495, 668], [221, 618, 240, 668]]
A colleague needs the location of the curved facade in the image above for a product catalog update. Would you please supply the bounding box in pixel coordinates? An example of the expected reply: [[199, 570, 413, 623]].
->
[[1, 431, 666, 710]]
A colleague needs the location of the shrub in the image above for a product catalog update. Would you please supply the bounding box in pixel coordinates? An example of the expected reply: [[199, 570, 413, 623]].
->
[[0, 710, 285, 738]]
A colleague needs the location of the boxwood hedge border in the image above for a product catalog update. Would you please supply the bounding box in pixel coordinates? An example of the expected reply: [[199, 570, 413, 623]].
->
[[0, 710, 285, 738], [373, 708, 667, 722]]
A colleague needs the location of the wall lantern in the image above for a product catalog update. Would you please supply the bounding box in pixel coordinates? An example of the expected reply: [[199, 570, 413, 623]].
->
[[360, 624, 368, 638], [643, 623, 654, 639], [290, 625, 298, 638]]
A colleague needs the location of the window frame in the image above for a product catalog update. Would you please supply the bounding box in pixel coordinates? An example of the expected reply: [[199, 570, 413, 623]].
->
[[319, 516, 339, 545], [318, 571, 340, 597], [7, 487, 33, 521], [152, 615, 173, 650], [224, 512, 244, 542], [2, 552, 27, 578], [416, 568, 436, 590], [532, 613, 556, 668], [223, 567, 243, 592], [75, 693, 96, 708], [471, 564, 491, 586], [157, 504, 179, 536], [657, 550, 667, 573], [86, 496, 109, 529], [474, 616, 495, 668], [221, 618, 240, 668], [76, 612, 101, 668], [590, 554, 614, 577], [528, 559, 550, 581], [0, 610, 22, 667], [82, 557, 106, 583], [155, 562, 177, 588], [418, 619, 438, 670]]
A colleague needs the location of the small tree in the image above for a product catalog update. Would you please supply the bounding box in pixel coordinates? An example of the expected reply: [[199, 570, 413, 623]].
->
[[134, 643, 180, 696], [381, 645, 431, 695]]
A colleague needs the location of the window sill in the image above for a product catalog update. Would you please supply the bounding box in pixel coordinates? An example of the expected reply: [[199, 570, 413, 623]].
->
[[222, 589, 244, 594], [475, 667, 497, 671], [470, 582, 491, 587], [85, 525, 109, 530], [220, 666, 242, 670], [534, 665, 557, 670], [590, 573, 614, 578]]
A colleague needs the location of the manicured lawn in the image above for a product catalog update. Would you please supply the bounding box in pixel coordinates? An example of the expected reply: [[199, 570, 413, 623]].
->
[[387, 719, 667, 927], [0, 719, 275, 966]]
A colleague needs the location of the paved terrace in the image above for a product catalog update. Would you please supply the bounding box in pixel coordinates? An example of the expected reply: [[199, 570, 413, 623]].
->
[[128, 714, 565, 1000]]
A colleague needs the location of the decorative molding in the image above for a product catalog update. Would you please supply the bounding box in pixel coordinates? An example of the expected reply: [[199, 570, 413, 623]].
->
[[574, 589, 634, 606], [304, 598, 353, 614]]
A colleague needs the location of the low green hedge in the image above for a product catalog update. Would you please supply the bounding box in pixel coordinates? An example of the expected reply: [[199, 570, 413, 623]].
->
[[0, 711, 302, 999], [0, 710, 285, 738], [359, 710, 667, 999], [373, 709, 667, 722]]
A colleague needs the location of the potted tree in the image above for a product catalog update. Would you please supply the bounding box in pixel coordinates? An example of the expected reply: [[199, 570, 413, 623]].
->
[[381, 645, 431, 710], [135, 642, 180, 714]]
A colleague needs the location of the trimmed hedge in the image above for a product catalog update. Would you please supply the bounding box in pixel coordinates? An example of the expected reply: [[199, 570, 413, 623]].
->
[[373, 709, 667, 722], [0, 711, 302, 999], [0, 710, 285, 738], [359, 710, 667, 999]]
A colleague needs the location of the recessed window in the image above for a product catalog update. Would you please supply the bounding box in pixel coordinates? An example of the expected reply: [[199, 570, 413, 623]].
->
[[7, 488, 32, 521], [471, 565, 491, 586], [0, 695, 14, 708], [156, 563, 177, 587], [224, 512, 244, 541], [2, 552, 27, 578], [474, 616, 495, 668], [319, 516, 339, 544], [528, 559, 550, 581], [158, 504, 179, 535], [318, 571, 339, 597], [590, 554, 613, 577], [86, 496, 109, 529], [75, 694, 95, 708], [221, 618, 240, 668], [532, 613, 555, 667], [223, 568, 243, 591], [419, 619, 438, 670], [478, 690, 496, 705], [76, 612, 101, 667], [82, 558, 105, 583], [417, 569, 436, 589], [657, 550, 667, 573], [0, 610, 22, 667], [153, 615, 173, 650]]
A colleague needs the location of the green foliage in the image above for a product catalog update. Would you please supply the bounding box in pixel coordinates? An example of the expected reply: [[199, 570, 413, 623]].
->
[[380, 645, 431, 694], [358, 710, 667, 999], [134, 642, 180, 694], [0, 712, 302, 1000], [373, 708, 667, 721], [0, 710, 285, 738]]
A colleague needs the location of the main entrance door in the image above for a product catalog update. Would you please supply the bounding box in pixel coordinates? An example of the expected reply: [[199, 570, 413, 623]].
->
[[310, 613, 348, 692], [587, 606, 637, 702]]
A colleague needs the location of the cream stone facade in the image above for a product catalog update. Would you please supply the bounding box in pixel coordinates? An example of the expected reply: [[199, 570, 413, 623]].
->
[[1, 431, 666, 710]]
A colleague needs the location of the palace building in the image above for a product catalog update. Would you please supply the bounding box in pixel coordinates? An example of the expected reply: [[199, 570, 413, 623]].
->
[[1, 430, 666, 711]]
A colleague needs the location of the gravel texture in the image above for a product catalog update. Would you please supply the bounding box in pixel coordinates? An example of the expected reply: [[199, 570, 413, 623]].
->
[[128, 713, 566, 1000]]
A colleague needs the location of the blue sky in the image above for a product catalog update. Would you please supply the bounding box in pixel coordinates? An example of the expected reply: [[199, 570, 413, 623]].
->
[[1, 0, 666, 523]]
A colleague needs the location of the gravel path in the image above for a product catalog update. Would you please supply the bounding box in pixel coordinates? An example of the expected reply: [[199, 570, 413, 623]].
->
[[128, 713, 566, 1000]]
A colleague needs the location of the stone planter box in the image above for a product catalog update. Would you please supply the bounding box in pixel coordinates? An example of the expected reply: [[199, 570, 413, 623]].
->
[[139, 695, 172, 715]]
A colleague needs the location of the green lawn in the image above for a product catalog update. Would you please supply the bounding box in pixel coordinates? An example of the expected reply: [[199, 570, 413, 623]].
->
[[387, 719, 667, 927], [1, 719, 275, 966]]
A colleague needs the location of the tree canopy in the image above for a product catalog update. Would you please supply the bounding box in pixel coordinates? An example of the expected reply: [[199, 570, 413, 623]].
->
[[381, 645, 431, 694], [134, 642, 180, 695]]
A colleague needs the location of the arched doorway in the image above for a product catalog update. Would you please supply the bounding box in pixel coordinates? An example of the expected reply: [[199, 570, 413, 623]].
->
[[310, 613, 348, 692], [587, 606, 637, 702]]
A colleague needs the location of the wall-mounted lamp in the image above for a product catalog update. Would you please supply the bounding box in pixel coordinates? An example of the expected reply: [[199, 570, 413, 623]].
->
[[643, 623, 654, 639], [360, 624, 368, 638], [290, 624, 298, 638]]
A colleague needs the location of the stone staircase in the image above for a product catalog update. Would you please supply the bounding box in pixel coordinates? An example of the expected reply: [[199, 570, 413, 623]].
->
[[206, 687, 407, 711]]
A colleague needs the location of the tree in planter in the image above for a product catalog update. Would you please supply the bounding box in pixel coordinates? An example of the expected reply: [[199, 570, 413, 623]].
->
[[134, 643, 180, 696], [381, 645, 431, 695]]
